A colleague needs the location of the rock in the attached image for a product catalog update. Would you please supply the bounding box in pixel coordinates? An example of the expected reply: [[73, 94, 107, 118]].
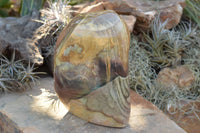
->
[[120, 15, 136, 33], [0, 11, 43, 65], [0, 111, 22, 133], [80, 2, 105, 13], [54, 10, 131, 127], [54, 10, 130, 100], [156, 66, 195, 88], [77, 0, 185, 30], [129, 90, 186, 133], [159, 4, 183, 29], [69, 77, 130, 127], [0, 77, 186, 132], [23, 127, 40, 133], [167, 100, 200, 133], [70, 2, 91, 16], [75, 2, 136, 33]]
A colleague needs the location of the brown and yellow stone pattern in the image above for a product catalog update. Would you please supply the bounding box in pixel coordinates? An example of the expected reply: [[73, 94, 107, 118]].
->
[[54, 10, 130, 127]]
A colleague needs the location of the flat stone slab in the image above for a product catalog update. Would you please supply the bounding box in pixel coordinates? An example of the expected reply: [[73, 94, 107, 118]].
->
[[0, 111, 22, 133], [0, 77, 185, 133]]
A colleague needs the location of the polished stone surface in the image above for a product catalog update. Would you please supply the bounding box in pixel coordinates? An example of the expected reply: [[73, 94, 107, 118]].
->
[[54, 10, 130, 101]]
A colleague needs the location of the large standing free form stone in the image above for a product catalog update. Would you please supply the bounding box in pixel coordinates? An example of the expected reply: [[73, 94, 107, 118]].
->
[[54, 10, 130, 127]]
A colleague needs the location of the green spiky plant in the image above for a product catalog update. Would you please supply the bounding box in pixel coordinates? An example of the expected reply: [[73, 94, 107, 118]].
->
[[139, 17, 187, 69], [18, 61, 45, 87], [0, 70, 13, 93], [0, 51, 45, 93], [129, 15, 200, 124], [130, 40, 200, 124], [0, 51, 24, 78]]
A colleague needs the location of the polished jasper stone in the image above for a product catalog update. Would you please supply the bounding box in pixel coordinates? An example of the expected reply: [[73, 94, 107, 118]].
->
[[54, 10, 130, 102]]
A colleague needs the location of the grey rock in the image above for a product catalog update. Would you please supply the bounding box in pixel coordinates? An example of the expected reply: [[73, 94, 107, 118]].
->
[[0, 11, 43, 65]]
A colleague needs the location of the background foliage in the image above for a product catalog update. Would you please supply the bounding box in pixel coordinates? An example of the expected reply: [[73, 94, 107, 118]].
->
[[20, 0, 45, 16]]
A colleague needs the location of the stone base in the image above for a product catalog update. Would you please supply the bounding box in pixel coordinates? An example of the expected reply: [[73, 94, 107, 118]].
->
[[0, 77, 186, 133], [0, 111, 22, 133], [69, 77, 130, 127]]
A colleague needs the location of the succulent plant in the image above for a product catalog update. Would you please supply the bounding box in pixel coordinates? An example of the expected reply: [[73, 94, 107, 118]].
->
[[0, 70, 13, 93], [129, 15, 200, 123], [129, 36, 200, 122], [18, 61, 45, 87], [140, 16, 200, 69], [0, 51, 45, 93], [140, 18, 172, 68], [0, 51, 24, 78]]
